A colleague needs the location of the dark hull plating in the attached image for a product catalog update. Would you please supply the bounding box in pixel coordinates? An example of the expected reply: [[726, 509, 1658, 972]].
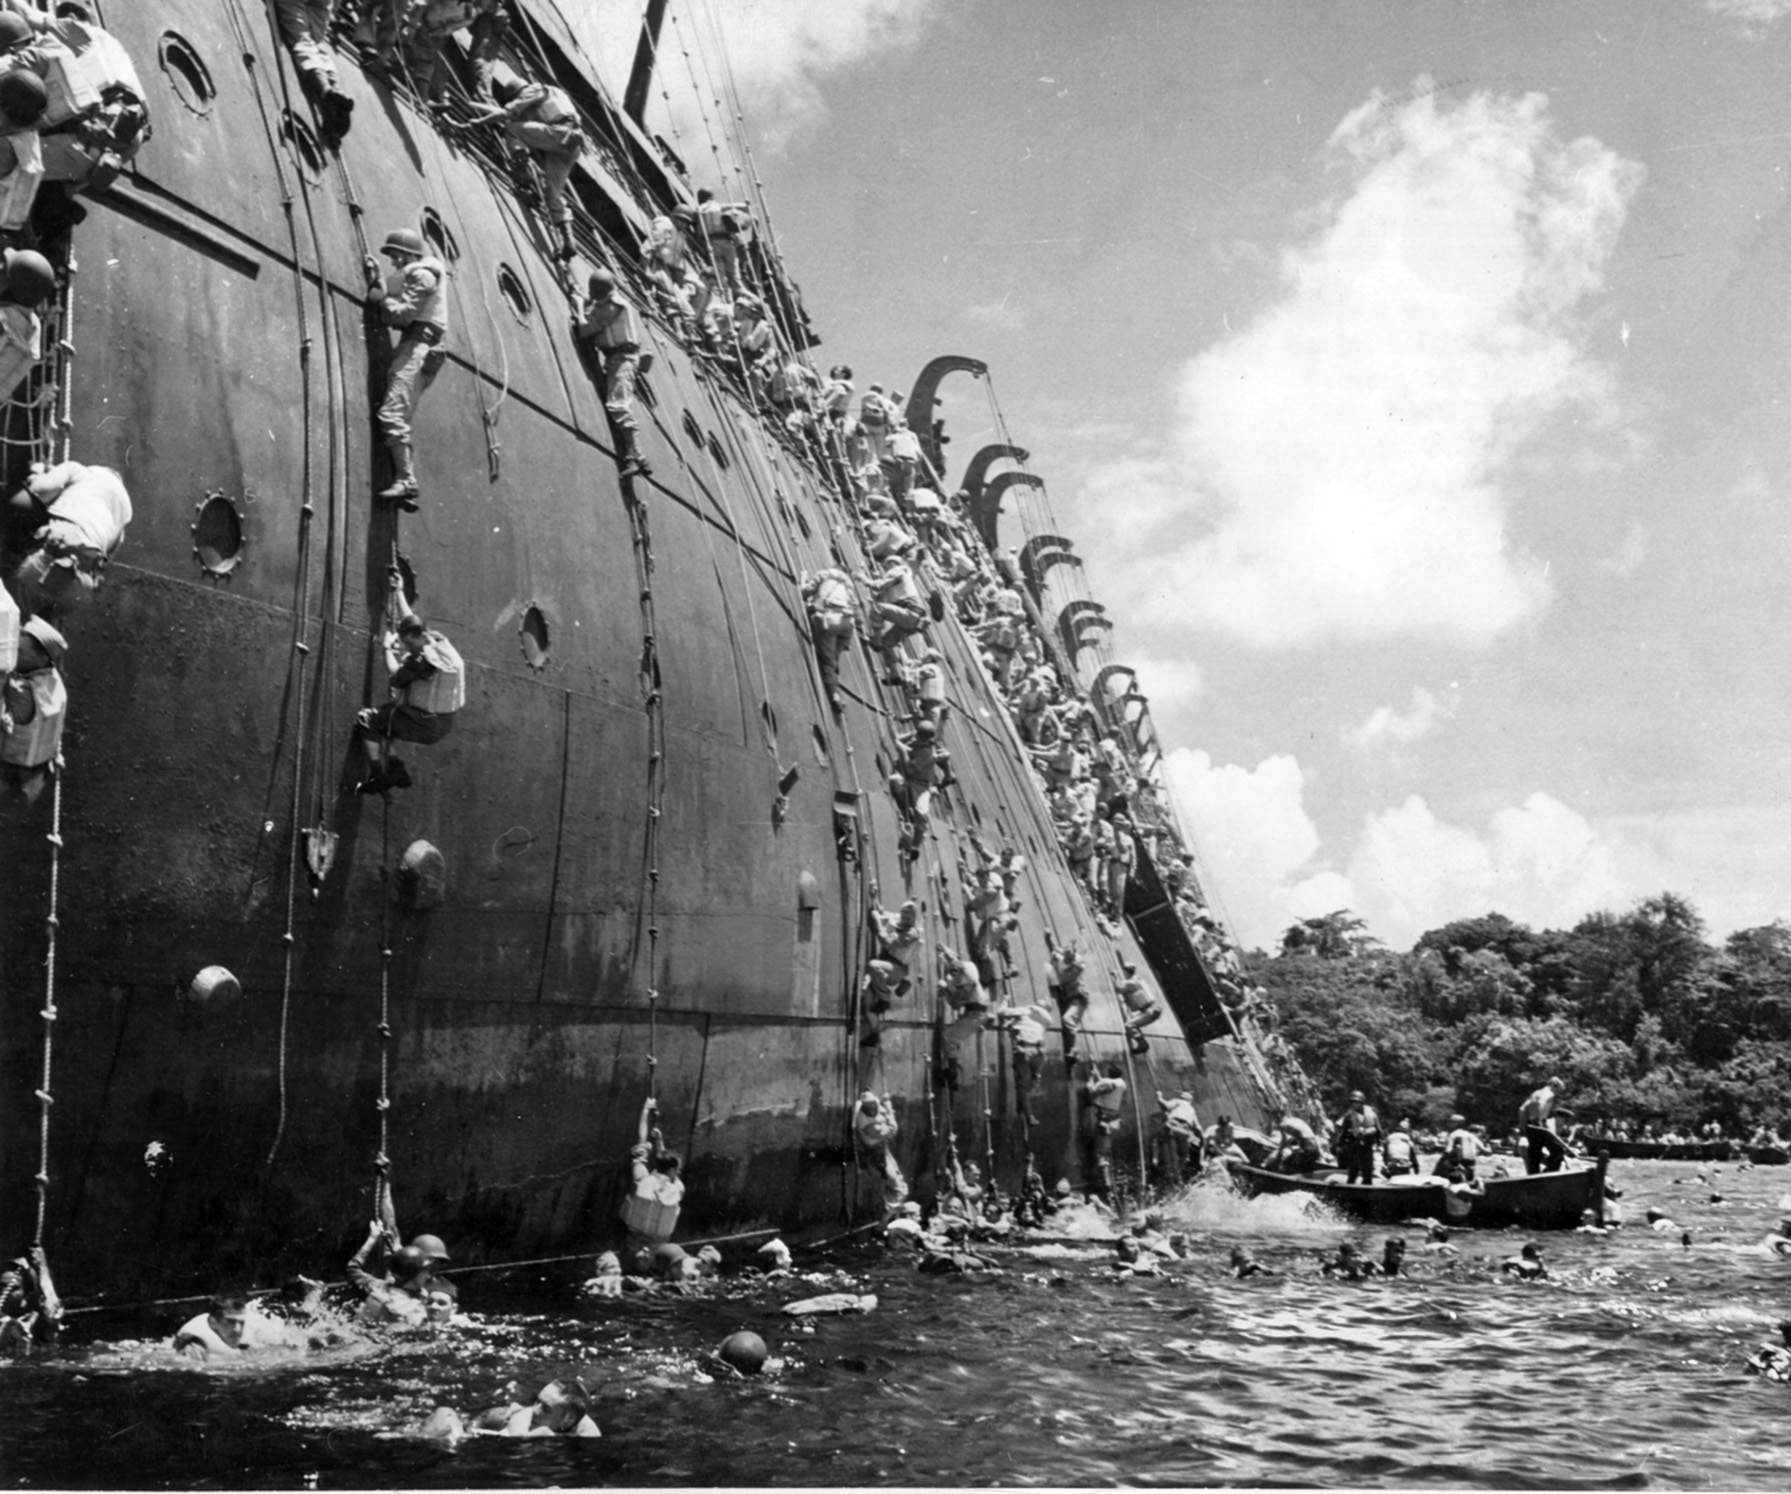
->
[[0, 1, 1285, 1299]]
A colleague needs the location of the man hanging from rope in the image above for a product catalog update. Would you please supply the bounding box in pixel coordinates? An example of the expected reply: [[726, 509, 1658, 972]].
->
[[353, 563, 464, 794], [620, 1095, 685, 1275], [9, 454, 132, 612], [570, 267, 652, 482], [449, 71, 583, 263], [365, 225, 448, 511], [0, 1244, 60, 1357]]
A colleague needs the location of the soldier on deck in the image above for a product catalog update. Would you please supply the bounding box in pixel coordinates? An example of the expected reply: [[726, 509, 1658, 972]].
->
[[572, 267, 652, 482], [365, 225, 448, 510]]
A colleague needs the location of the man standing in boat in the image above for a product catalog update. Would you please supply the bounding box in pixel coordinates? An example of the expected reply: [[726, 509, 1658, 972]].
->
[[1331, 1090, 1383, 1185], [365, 225, 448, 511], [1268, 1110, 1322, 1173], [1519, 1076, 1571, 1174]]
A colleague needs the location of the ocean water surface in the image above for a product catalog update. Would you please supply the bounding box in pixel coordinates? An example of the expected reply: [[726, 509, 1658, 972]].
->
[[4, 1159, 1790, 1489]]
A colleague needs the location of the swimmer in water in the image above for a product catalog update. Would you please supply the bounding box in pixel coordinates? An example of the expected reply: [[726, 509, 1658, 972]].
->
[[1500, 1243, 1548, 1281], [757, 1238, 794, 1273], [469, 1377, 601, 1437], [1744, 1320, 1791, 1382], [579, 1250, 625, 1300], [173, 1293, 250, 1360], [1763, 1220, 1791, 1257], [1575, 1209, 1609, 1235], [1422, 1223, 1458, 1256], [1645, 1207, 1680, 1234], [1110, 1236, 1161, 1277], [1381, 1238, 1408, 1277], [1321, 1241, 1380, 1280], [1229, 1246, 1274, 1278]]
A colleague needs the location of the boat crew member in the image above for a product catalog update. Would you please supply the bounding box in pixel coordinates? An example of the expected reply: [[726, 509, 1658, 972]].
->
[[0, 615, 65, 805], [1083, 1061, 1128, 1199], [1434, 1113, 1480, 1181], [354, 565, 464, 794], [1332, 1090, 1382, 1185], [365, 225, 448, 510], [10, 455, 131, 611], [621, 1096, 684, 1270], [274, 1, 354, 141], [173, 1292, 251, 1359], [452, 73, 583, 262], [852, 1090, 907, 1214], [0, 1245, 59, 1357], [0, 246, 51, 408], [799, 566, 856, 713], [1116, 962, 1161, 1055], [1382, 1119, 1419, 1176], [1268, 1111, 1322, 1173], [694, 186, 752, 299], [1519, 1076, 1570, 1174], [572, 268, 652, 481]]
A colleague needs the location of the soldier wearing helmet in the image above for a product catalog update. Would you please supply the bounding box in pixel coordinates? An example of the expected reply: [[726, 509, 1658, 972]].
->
[[346, 1216, 453, 1327], [450, 70, 583, 262], [364, 225, 448, 509], [354, 563, 464, 794], [572, 266, 652, 482], [0, 246, 50, 410], [1, 614, 65, 806], [0, 66, 45, 233]]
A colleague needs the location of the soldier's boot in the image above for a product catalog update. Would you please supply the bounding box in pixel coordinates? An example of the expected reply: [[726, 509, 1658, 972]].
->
[[377, 442, 420, 510], [616, 429, 651, 482]]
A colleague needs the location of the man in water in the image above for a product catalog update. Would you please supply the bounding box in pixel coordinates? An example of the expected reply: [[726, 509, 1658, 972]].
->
[[622, 1096, 685, 1269], [1519, 1076, 1570, 1174], [0, 1244, 59, 1356], [173, 1293, 251, 1360], [1500, 1243, 1548, 1280]]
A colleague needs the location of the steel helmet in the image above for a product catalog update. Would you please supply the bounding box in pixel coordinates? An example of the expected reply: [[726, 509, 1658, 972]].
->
[[3, 248, 54, 308], [0, 68, 44, 128], [410, 1232, 450, 1264], [391, 1244, 430, 1279], [586, 267, 615, 299], [381, 227, 426, 259], [491, 74, 523, 103], [20, 615, 66, 665], [0, 14, 31, 49]]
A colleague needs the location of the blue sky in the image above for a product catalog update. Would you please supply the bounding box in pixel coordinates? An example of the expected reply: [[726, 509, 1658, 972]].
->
[[579, 0, 1791, 951]]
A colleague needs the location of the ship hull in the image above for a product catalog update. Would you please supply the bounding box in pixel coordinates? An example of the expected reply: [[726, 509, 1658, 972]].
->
[[0, 1, 1285, 1300]]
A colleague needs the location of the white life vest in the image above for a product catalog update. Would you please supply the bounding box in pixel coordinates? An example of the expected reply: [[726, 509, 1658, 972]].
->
[[2, 667, 66, 768], [1009, 1004, 1051, 1047], [36, 463, 131, 558], [0, 302, 40, 406], [385, 257, 448, 335], [390, 633, 465, 715], [41, 19, 145, 130], [1090, 1079, 1127, 1118], [0, 580, 17, 673], [0, 130, 42, 232], [585, 296, 640, 351], [619, 1174, 681, 1241]]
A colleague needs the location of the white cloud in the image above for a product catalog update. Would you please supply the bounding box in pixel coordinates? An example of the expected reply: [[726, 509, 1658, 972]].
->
[[1162, 748, 1352, 949], [1082, 79, 1642, 649], [1594, 523, 1649, 579], [964, 296, 1029, 333], [1344, 792, 1627, 946], [1343, 686, 1458, 756], [574, 0, 938, 154], [1704, 0, 1791, 30]]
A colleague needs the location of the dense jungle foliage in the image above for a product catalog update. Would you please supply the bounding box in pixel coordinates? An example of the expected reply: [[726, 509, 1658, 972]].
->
[[1253, 896, 1791, 1134]]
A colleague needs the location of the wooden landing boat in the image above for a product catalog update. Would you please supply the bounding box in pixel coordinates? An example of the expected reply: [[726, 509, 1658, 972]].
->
[[1579, 1136, 1734, 1162], [1748, 1146, 1790, 1166], [1227, 1157, 1610, 1231]]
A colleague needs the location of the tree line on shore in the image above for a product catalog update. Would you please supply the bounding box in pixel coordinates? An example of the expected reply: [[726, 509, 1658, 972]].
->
[[1253, 895, 1791, 1137]]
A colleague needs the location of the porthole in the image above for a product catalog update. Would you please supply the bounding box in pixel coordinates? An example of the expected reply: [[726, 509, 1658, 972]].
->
[[158, 32, 215, 114], [421, 207, 460, 263], [707, 432, 730, 469], [191, 491, 244, 577], [520, 604, 550, 670], [681, 410, 703, 444], [281, 111, 324, 177], [496, 263, 532, 321]]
